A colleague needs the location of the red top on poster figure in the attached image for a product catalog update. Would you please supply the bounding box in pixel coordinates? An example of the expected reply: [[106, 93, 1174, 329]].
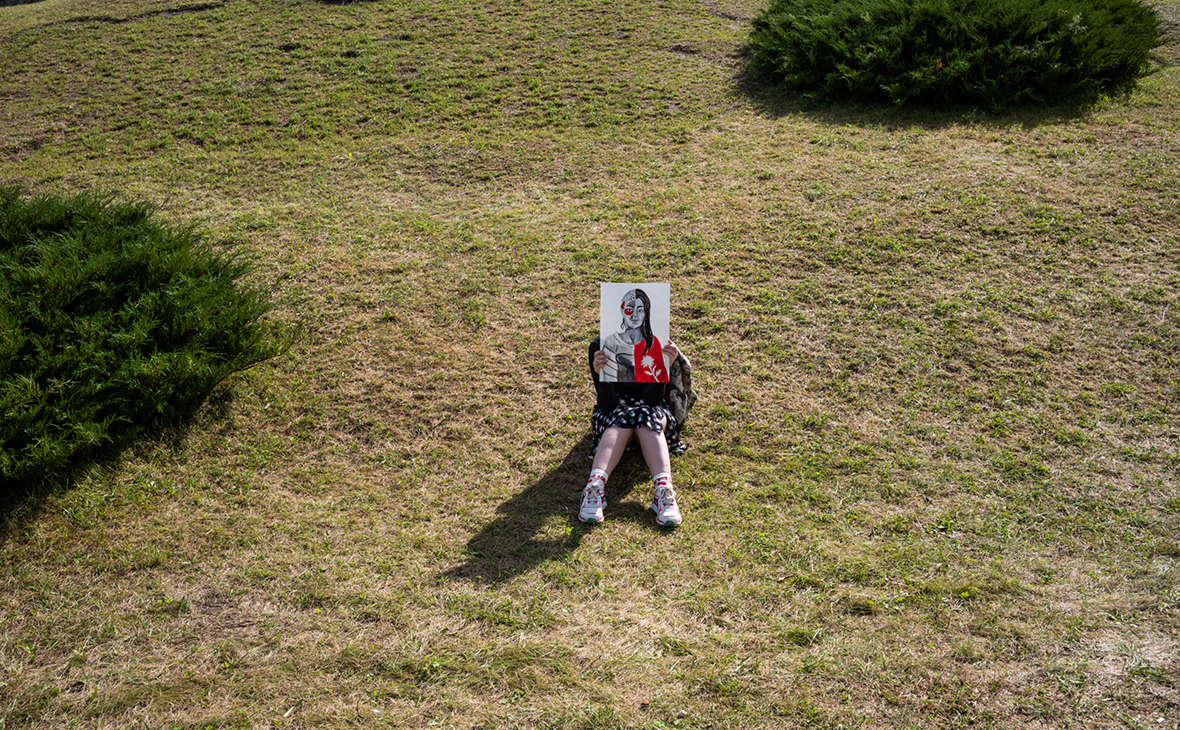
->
[[633, 337, 665, 382]]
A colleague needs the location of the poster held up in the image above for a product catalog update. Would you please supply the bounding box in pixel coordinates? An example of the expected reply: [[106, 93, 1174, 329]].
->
[[599, 282, 671, 383]]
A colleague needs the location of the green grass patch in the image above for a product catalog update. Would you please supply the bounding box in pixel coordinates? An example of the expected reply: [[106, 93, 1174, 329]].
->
[[0, 0, 1178, 728]]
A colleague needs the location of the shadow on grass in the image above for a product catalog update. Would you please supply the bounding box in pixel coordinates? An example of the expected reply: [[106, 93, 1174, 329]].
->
[[0, 384, 235, 546], [444, 435, 669, 584], [732, 52, 1096, 131]]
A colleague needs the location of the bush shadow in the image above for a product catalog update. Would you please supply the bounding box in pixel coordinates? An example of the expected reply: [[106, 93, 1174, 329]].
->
[[732, 48, 1100, 132], [0, 383, 235, 545], [443, 436, 670, 584]]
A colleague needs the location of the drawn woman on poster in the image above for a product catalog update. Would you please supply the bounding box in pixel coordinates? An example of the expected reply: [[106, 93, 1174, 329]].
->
[[600, 288, 667, 383]]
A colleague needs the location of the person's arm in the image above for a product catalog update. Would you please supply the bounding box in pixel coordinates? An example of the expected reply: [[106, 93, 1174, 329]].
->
[[593, 350, 611, 375], [597, 336, 623, 382], [663, 339, 680, 368], [589, 337, 618, 412], [589, 337, 603, 378]]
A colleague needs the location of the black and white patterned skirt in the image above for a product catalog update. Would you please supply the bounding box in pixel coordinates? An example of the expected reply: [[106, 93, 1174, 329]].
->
[[590, 396, 687, 457]]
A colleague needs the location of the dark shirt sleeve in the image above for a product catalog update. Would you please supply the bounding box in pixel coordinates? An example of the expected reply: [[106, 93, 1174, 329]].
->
[[588, 336, 601, 378], [589, 336, 618, 413]]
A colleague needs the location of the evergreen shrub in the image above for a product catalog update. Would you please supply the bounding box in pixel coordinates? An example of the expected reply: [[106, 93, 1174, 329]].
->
[[0, 188, 284, 493], [748, 0, 1163, 109]]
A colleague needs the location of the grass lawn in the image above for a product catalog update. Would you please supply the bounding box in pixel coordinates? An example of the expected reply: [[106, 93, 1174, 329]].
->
[[1, 0, 1178, 727]]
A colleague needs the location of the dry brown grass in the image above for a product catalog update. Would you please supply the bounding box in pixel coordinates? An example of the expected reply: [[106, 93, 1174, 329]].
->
[[3, 0, 1179, 727]]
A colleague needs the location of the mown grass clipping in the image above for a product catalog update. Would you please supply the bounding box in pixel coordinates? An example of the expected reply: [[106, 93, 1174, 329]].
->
[[748, 0, 1165, 108], [0, 187, 283, 494]]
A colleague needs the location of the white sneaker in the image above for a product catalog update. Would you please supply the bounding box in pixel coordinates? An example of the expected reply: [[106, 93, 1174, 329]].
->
[[579, 475, 606, 524], [650, 476, 682, 527]]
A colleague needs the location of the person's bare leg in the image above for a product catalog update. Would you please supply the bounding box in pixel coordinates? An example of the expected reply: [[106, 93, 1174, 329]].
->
[[638, 418, 681, 526], [581, 427, 633, 524], [591, 427, 634, 475], [635, 420, 670, 477]]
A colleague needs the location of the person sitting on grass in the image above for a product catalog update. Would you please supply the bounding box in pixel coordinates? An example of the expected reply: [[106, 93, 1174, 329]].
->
[[580, 333, 691, 527]]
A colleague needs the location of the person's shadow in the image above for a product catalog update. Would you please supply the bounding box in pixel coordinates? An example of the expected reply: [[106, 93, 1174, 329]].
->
[[443, 435, 659, 584]]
